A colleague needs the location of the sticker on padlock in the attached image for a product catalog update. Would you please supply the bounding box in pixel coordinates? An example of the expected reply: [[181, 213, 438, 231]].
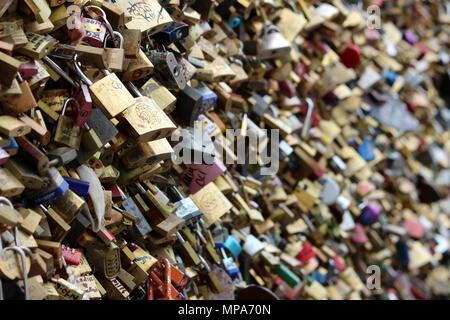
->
[[81, 17, 107, 47]]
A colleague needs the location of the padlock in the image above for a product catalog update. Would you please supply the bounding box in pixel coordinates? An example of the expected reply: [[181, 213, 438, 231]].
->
[[121, 49, 154, 82], [181, 158, 227, 194], [0, 167, 25, 197], [4, 137, 19, 156], [121, 198, 153, 240], [359, 202, 382, 226], [73, 54, 135, 119], [122, 29, 141, 59], [148, 51, 186, 90], [15, 136, 51, 176], [258, 25, 291, 60], [119, 82, 176, 142], [85, 242, 121, 279], [16, 32, 55, 59], [114, 0, 173, 35], [175, 232, 201, 267], [169, 186, 202, 222], [4, 156, 47, 189], [241, 232, 265, 257], [194, 226, 221, 265], [80, 123, 103, 153], [219, 247, 240, 278], [152, 22, 189, 45], [173, 85, 217, 125], [147, 258, 184, 300], [83, 108, 118, 148], [0, 51, 22, 87], [25, 167, 69, 205], [172, 127, 216, 165], [274, 264, 301, 288], [120, 139, 173, 169], [80, 16, 107, 47], [104, 31, 125, 73], [63, 177, 90, 197], [318, 174, 340, 205], [340, 43, 361, 68], [42, 57, 92, 127], [1, 73, 37, 114], [61, 245, 81, 265], [198, 255, 223, 293], [53, 98, 83, 149], [223, 235, 242, 258], [150, 257, 189, 291]]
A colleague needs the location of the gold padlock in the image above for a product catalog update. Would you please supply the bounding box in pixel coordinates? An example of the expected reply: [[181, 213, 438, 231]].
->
[[120, 82, 176, 142], [73, 54, 135, 119], [53, 98, 82, 149]]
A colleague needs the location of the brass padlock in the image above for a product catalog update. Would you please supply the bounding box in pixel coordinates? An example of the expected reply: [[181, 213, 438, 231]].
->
[[1, 73, 37, 114], [120, 82, 176, 142], [104, 31, 125, 73], [121, 49, 154, 82], [53, 98, 82, 149], [73, 54, 135, 119], [115, 0, 173, 34]]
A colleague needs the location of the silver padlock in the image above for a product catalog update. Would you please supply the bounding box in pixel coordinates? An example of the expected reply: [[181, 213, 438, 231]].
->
[[259, 25, 291, 60]]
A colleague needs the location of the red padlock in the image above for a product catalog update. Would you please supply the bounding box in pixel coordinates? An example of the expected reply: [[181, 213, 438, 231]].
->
[[147, 258, 184, 300], [340, 43, 361, 69], [296, 242, 316, 264], [81, 17, 107, 47], [18, 60, 38, 80], [74, 82, 92, 126], [279, 80, 297, 98], [152, 260, 190, 290], [61, 245, 82, 265]]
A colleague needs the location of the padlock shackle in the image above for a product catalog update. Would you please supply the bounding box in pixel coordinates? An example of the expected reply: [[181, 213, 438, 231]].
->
[[42, 56, 79, 88], [72, 54, 94, 86], [0, 196, 13, 208], [104, 31, 124, 49], [126, 82, 143, 98], [62, 97, 80, 116]]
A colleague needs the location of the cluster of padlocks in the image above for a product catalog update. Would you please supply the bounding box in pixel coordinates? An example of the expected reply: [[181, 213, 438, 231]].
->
[[0, 0, 449, 300]]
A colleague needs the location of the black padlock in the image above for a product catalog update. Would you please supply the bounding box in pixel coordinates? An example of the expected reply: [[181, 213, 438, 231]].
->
[[152, 22, 189, 45], [173, 84, 218, 126]]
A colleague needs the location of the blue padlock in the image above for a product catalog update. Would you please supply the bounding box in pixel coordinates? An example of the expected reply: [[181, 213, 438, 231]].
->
[[395, 240, 409, 267], [357, 138, 376, 161], [27, 167, 69, 204], [386, 70, 396, 86], [152, 22, 189, 45], [223, 235, 242, 257], [312, 270, 327, 284], [64, 177, 90, 197]]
